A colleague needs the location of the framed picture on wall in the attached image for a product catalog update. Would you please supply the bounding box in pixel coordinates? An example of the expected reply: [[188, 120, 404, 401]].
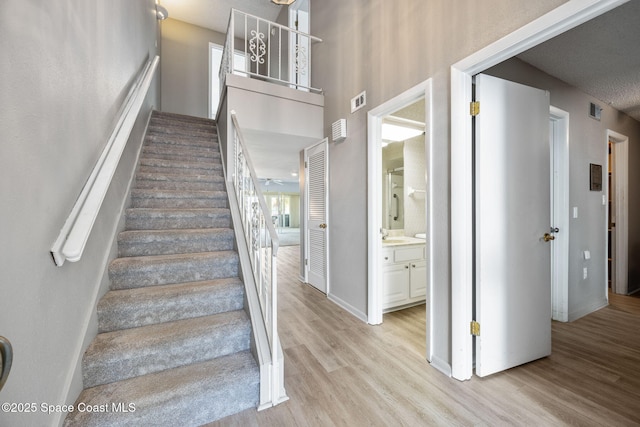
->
[[590, 163, 602, 191]]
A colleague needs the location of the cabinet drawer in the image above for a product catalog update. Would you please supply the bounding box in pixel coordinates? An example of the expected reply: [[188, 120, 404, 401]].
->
[[394, 246, 423, 262]]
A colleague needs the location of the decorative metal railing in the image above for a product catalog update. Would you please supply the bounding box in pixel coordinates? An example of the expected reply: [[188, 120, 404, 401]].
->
[[229, 111, 286, 406], [219, 9, 322, 96]]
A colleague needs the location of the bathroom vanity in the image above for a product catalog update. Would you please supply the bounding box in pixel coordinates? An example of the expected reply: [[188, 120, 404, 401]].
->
[[381, 237, 426, 311]]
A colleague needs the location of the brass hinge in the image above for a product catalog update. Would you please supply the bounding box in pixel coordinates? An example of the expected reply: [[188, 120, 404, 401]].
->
[[470, 320, 480, 336], [305, 258, 308, 266], [305, 161, 308, 168], [470, 101, 480, 116]]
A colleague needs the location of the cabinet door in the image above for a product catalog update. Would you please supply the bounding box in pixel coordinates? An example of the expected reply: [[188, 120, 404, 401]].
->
[[410, 261, 427, 298], [382, 264, 410, 308]]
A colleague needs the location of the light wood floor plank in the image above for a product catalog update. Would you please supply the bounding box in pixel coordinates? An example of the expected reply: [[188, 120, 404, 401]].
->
[[207, 246, 640, 426]]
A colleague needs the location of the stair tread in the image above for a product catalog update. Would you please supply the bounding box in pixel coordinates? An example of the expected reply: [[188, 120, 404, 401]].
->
[[117, 228, 235, 256], [67, 351, 258, 427], [98, 277, 244, 332], [83, 310, 251, 387], [109, 250, 239, 289]]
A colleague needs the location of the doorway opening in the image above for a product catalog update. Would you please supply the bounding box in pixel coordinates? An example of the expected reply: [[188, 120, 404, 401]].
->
[[367, 79, 433, 362], [606, 130, 629, 295], [450, 0, 628, 380]]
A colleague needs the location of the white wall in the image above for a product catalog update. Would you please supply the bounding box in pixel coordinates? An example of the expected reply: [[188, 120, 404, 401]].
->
[[404, 136, 427, 238], [161, 18, 226, 118], [486, 57, 640, 313], [0, 2, 159, 425]]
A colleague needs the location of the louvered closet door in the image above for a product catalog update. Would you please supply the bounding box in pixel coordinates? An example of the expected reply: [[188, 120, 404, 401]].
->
[[305, 139, 328, 293]]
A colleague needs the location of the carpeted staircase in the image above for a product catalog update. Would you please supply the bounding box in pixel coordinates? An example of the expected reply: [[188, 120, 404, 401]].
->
[[65, 111, 259, 426]]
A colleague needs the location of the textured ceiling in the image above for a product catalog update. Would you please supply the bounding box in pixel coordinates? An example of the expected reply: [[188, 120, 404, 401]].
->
[[517, 0, 640, 121]]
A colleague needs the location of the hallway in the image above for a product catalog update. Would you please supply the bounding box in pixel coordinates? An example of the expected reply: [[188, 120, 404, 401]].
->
[[209, 245, 640, 426]]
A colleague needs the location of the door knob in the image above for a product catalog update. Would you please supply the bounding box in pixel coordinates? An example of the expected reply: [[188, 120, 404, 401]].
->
[[319, 223, 327, 229], [543, 233, 555, 242]]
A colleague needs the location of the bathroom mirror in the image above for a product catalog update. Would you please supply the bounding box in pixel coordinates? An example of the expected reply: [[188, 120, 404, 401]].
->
[[382, 136, 404, 231]]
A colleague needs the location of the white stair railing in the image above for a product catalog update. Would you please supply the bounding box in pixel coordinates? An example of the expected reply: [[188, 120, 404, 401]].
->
[[229, 111, 288, 407], [219, 9, 322, 96]]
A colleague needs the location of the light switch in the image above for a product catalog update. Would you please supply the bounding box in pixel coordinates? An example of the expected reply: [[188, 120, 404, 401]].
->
[[573, 207, 578, 218], [584, 250, 591, 260], [603, 195, 607, 205]]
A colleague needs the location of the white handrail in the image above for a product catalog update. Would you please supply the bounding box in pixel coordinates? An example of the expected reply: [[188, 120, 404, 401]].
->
[[229, 110, 287, 407], [51, 56, 159, 266]]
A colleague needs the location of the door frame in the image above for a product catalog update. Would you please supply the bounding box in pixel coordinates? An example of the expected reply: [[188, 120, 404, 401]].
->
[[450, 0, 628, 381], [367, 79, 433, 360], [550, 106, 570, 322], [606, 129, 629, 295], [304, 138, 329, 293]]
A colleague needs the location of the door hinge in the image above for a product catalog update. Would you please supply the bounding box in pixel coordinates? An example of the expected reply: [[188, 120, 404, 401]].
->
[[470, 320, 480, 336], [304, 161, 308, 168], [470, 101, 480, 116], [305, 258, 308, 266]]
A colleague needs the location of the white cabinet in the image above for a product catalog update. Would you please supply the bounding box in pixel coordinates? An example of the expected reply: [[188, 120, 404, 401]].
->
[[382, 244, 426, 311]]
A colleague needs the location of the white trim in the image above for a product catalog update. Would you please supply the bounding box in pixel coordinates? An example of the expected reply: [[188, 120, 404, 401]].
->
[[430, 355, 453, 377], [550, 106, 570, 322], [450, 0, 629, 381], [607, 129, 629, 295], [328, 293, 368, 323], [366, 79, 433, 361]]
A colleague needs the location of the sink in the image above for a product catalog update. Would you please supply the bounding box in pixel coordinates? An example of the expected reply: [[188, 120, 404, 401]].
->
[[382, 236, 425, 245], [382, 238, 407, 244]]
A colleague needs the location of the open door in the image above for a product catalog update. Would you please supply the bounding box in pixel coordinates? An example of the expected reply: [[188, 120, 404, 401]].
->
[[474, 74, 552, 377], [305, 139, 328, 293]]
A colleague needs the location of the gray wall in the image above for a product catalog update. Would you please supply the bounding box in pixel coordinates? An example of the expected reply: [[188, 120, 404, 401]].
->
[[486, 58, 640, 311], [161, 18, 226, 118], [0, 1, 159, 426], [310, 0, 567, 371]]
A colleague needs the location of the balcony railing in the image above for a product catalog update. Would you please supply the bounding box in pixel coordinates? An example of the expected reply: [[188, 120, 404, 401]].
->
[[219, 9, 322, 96]]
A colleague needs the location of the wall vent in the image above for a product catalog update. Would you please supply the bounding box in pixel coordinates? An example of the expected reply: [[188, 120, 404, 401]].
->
[[589, 102, 602, 121], [332, 119, 347, 142]]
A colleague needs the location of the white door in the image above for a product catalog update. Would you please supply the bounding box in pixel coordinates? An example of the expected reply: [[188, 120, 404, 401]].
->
[[475, 74, 552, 377], [305, 139, 328, 293]]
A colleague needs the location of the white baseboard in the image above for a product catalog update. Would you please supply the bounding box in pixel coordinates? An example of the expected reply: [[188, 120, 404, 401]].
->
[[568, 298, 608, 322], [327, 293, 367, 323], [430, 355, 452, 377]]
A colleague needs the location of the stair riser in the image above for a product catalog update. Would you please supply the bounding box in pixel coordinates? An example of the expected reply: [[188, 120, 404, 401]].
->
[[109, 252, 239, 289], [130, 198, 227, 209], [125, 209, 231, 230], [118, 232, 234, 257], [143, 144, 219, 158], [138, 165, 222, 176], [144, 140, 219, 152], [83, 315, 251, 387], [134, 180, 226, 191], [145, 133, 216, 148], [149, 118, 216, 132], [97, 279, 244, 332], [139, 158, 221, 170], [141, 152, 221, 163]]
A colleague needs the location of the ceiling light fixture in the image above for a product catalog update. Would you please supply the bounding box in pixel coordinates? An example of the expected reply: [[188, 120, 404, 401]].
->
[[156, 5, 169, 20], [272, 0, 297, 5], [381, 115, 425, 142]]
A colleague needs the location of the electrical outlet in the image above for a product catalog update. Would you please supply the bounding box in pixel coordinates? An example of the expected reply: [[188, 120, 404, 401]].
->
[[583, 267, 588, 280]]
